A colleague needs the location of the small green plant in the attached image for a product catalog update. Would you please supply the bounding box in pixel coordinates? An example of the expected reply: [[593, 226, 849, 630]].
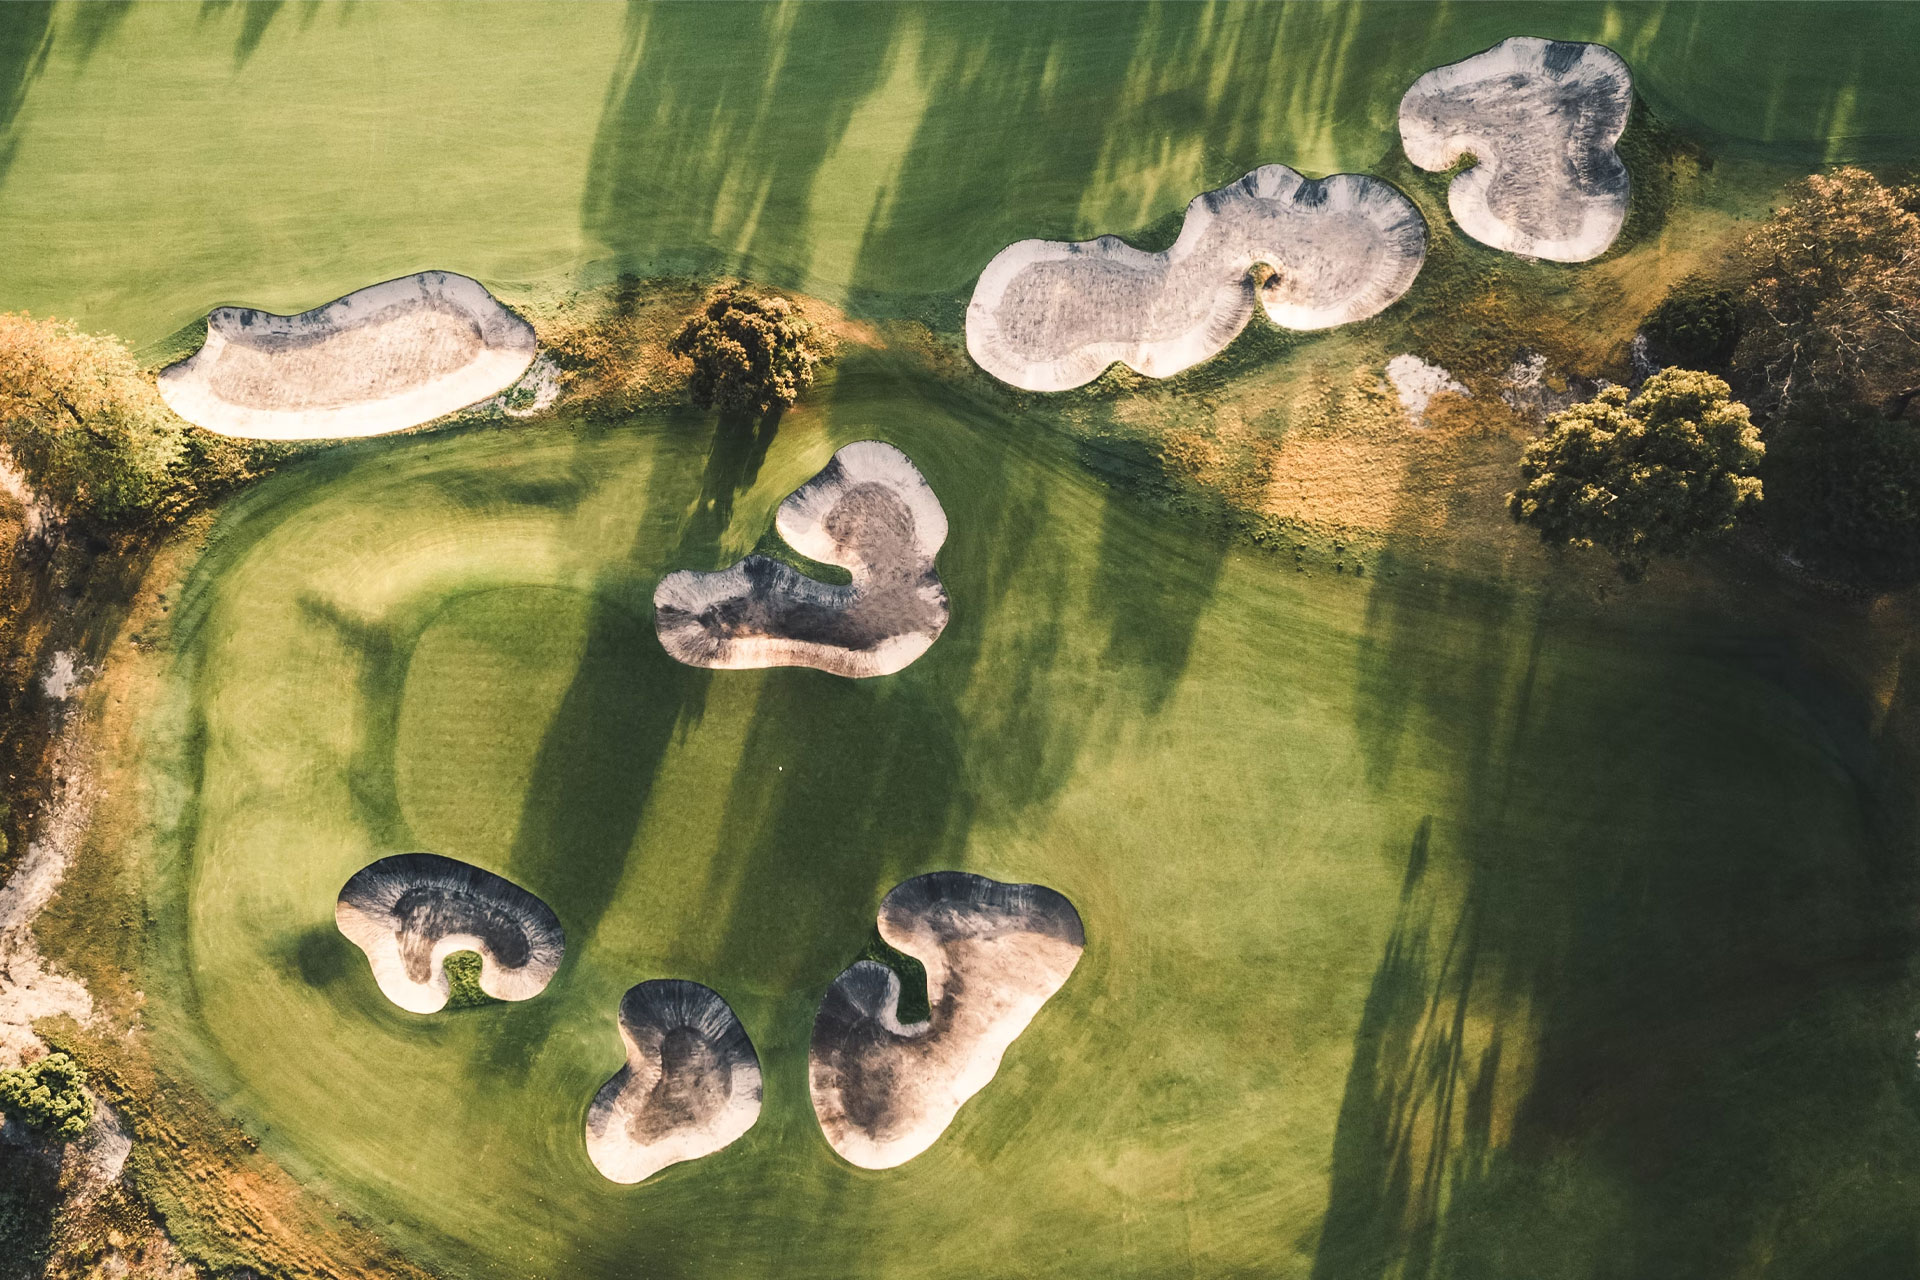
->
[[442, 951, 493, 1010], [0, 1051, 92, 1139]]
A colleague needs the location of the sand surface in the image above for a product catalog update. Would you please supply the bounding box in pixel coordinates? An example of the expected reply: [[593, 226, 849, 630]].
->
[[966, 165, 1427, 391], [1399, 37, 1632, 262], [157, 271, 537, 439], [334, 854, 564, 1015], [584, 980, 762, 1184], [654, 441, 951, 678], [808, 872, 1084, 1169]]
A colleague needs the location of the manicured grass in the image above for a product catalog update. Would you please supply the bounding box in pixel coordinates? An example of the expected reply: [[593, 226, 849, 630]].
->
[[3, 2, 1920, 343], [133, 349, 1920, 1279]]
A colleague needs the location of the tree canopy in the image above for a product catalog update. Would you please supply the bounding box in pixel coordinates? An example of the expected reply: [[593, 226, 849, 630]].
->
[[1509, 369, 1764, 579], [668, 290, 827, 416], [0, 1052, 91, 1140], [1735, 167, 1920, 417]]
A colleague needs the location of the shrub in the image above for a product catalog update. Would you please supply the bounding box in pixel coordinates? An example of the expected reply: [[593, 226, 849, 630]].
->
[[1643, 283, 1741, 373], [1764, 414, 1920, 592], [442, 951, 492, 1010], [1509, 369, 1764, 579], [0, 1051, 91, 1139], [668, 290, 826, 416]]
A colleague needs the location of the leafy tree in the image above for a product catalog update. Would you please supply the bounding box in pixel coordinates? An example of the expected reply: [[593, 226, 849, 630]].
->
[[668, 290, 826, 416], [0, 313, 264, 531], [1735, 167, 1920, 416], [1509, 369, 1764, 579], [1764, 414, 1920, 592], [0, 1052, 91, 1140], [1643, 282, 1741, 373]]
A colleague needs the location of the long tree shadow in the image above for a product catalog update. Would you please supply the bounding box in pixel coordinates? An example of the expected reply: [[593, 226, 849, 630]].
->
[[0, 2, 51, 188]]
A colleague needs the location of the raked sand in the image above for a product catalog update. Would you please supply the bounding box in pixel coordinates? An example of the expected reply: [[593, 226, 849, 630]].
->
[[334, 854, 564, 1015], [1399, 37, 1633, 262], [157, 271, 537, 439], [966, 165, 1427, 391], [654, 441, 951, 678], [809, 872, 1084, 1170]]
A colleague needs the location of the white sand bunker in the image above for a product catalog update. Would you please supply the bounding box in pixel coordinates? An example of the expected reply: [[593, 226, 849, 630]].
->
[[809, 872, 1084, 1170], [584, 980, 762, 1185], [966, 165, 1427, 392], [1399, 37, 1633, 262], [157, 271, 537, 439], [654, 441, 950, 679], [334, 853, 564, 1015]]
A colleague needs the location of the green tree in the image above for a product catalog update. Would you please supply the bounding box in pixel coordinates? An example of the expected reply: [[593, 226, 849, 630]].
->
[[0, 1052, 91, 1140], [1764, 414, 1920, 593], [1643, 281, 1741, 373], [1509, 369, 1764, 579], [1735, 167, 1920, 416], [667, 290, 826, 416]]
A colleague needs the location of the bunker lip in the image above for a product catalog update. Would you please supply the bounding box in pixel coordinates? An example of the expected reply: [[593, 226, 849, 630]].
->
[[808, 871, 1084, 1170], [156, 271, 537, 439], [1398, 36, 1633, 262], [653, 440, 951, 678], [334, 853, 564, 1015], [584, 980, 763, 1185], [965, 164, 1428, 392]]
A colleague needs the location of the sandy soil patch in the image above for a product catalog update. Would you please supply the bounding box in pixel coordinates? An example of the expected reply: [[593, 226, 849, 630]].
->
[[808, 872, 1083, 1170], [157, 272, 536, 439], [1400, 37, 1632, 262], [584, 980, 761, 1185], [654, 441, 950, 678], [966, 165, 1427, 391], [1385, 354, 1470, 426], [334, 854, 564, 1015]]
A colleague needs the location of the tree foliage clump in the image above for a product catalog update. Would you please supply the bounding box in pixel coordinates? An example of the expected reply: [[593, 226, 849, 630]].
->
[[0, 313, 266, 532], [1735, 167, 1920, 416], [0, 1052, 91, 1140], [442, 951, 493, 1010], [1764, 415, 1920, 592], [1643, 281, 1741, 373], [1509, 369, 1764, 579], [668, 290, 826, 416]]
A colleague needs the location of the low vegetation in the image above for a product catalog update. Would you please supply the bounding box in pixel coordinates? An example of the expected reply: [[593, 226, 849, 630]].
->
[[1509, 369, 1763, 579], [441, 951, 492, 1010], [668, 289, 829, 416], [0, 1051, 92, 1139]]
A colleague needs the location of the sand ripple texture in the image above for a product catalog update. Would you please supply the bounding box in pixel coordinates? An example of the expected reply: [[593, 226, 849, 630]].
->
[[1399, 37, 1633, 262], [158, 271, 537, 439], [966, 164, 1427, 391], [584, 980, 762, 1184], [334, 854, 564, 1015], [809, 872, 1084, 1170], [654, 441, 950, 678]]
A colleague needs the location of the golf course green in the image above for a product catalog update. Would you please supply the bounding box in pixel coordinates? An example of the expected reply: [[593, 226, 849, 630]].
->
[[3, 2, 1918, 1277]]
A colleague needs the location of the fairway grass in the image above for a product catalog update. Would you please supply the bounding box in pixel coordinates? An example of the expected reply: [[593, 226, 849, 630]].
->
[[121, 351, 1920, 1279]]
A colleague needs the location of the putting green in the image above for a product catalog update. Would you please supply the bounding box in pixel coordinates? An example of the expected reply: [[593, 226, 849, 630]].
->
[[139, 351, 1920, 1279], [5, 1, 1920, 343]]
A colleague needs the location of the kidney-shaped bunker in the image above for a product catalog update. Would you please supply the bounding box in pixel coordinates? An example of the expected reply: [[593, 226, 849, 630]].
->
[[1399, 37, 1633, 262], [334, 853, 564, 1015], [157, 271, 537, 439], [809, 872, 1085, 1169], [653, 441, 950, 678], [584, 980, 763, 1184], [966, 164, 1427, 391]]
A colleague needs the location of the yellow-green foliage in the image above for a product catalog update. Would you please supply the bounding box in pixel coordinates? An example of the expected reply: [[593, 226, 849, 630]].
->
[[0, 1052, 91, 1140], [668, 290, 828, 416]]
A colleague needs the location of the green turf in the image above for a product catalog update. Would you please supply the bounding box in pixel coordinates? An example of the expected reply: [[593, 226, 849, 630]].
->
[[133, 349, 1920, 1279], [4, 1, 1920, 344]]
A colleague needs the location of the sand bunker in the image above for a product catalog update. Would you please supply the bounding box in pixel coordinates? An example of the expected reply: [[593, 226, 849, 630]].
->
[[334, 854, 564, 1015], [1399, 37, 1633, 262], [584, 980, 762, 1184], [809, 872, 1084, 1169], [157, 271, 537, 439], [654, 441, 950, 678], [965, 165, 1427, 391]]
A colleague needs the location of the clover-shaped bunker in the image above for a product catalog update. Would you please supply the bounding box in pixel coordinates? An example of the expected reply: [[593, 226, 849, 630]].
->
[[809, 872, 1085, 1169], [966, 164, 1427, 391], [653, 441, 950, 678], [1399, 37, 1633, 262], [584, 980, 763, 1184], [334, 853, 564, 1015], [157, 271, 537, 439]]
